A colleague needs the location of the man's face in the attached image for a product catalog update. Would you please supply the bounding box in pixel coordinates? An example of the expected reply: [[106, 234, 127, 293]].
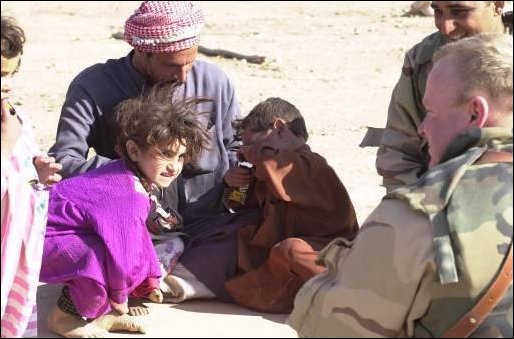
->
[[144, 45, 198, 84], [432, 1, 503, 41], [418, 57, 474, 167]]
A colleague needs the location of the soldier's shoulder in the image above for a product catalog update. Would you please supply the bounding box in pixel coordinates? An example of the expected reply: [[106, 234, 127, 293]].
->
[[365, 197, 429, 231], [405, 31, 445, 65]]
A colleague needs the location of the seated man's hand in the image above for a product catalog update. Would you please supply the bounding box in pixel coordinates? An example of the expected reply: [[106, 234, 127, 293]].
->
[[33, 155, 63, 187], [224, 166, 255, 188]]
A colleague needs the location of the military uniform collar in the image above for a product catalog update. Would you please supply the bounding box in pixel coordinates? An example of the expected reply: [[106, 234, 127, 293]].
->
[[441, 127, 513, 164], [415, 32, 446, 65]]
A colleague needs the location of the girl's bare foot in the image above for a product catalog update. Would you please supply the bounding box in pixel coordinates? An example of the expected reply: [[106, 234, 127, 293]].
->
[[109, 299, 128, 315], [128, 305, 150, 316], [47, 306, 110, 338], [125, 288, 164, 316], [91, 312, 148, 334]]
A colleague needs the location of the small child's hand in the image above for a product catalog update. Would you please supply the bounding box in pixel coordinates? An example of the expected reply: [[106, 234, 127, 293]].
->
[[237, 145, 252, 161], [224, 166, 254, 188], [33, 155, 62, 187]]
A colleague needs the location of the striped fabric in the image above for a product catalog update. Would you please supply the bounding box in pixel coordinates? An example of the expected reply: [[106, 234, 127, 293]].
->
[[124, 1, 204, 53], [1, 108, 48, 338]]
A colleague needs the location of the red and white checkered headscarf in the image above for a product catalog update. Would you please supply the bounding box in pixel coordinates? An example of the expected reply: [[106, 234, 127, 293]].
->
[[124, 1, 204, 53]]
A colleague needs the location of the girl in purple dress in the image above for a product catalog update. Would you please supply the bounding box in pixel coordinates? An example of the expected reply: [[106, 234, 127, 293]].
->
[[40, 84, 210, 337]]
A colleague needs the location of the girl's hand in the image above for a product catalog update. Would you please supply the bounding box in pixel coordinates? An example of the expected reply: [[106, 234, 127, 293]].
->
[[33, 155, 63, 187]]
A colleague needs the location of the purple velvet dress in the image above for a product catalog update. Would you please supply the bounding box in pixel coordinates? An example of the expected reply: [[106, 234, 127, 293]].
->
[[39, 160, 161, 318]]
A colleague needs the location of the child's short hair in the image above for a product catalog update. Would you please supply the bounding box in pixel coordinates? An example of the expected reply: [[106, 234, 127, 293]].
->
[[1, 16, 25, 58], [237, 97, 308, 141], [114, 83, 210, 162]]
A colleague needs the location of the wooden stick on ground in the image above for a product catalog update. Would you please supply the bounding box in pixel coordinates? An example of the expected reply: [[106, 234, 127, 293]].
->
[[111, 32, 266, 65], [198, 46, 266, 64]]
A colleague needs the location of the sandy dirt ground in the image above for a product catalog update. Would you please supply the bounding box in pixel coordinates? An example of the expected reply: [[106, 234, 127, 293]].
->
[[2, 1, 436, 337], [2, 1, 436, 222]]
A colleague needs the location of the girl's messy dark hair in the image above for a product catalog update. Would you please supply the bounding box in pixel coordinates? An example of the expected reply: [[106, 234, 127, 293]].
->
[[1, 16, 25, 58], [114, 83, 211, 171]]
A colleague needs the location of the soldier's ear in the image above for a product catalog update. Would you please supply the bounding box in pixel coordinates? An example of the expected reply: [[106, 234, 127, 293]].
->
[[493, 1, 505, 16], [469, 96, 489, 128]]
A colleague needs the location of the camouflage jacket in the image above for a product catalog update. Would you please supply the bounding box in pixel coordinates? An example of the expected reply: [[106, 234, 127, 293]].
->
[[288, 128, 513, 337], [376, 18, 513, 193], [376, 31, 444, 193]]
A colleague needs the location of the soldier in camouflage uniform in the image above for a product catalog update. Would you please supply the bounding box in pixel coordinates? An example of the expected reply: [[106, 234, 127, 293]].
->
[[288, 34, 513, 337], [376, 1, 512, 192]]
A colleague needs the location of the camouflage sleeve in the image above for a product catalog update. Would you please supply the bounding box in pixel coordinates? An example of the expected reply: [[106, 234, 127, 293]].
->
[[288, 199, 436, 337], [376, 51, 428, 193]]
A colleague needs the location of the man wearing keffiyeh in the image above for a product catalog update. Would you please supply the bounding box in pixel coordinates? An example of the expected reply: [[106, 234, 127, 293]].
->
[[48, 1, 260, 329], [49, 2, 242, 222]]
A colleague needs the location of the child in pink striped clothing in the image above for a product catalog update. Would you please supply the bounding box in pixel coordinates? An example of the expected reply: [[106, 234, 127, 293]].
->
[[1, 16, 62, 338]]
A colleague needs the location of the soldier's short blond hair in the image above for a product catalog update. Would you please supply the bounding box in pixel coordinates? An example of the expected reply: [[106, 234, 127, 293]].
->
[[433, 33, 513, 117]]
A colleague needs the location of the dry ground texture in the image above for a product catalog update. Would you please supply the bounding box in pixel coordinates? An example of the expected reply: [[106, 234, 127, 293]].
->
[[2, 1, 436, 337]]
